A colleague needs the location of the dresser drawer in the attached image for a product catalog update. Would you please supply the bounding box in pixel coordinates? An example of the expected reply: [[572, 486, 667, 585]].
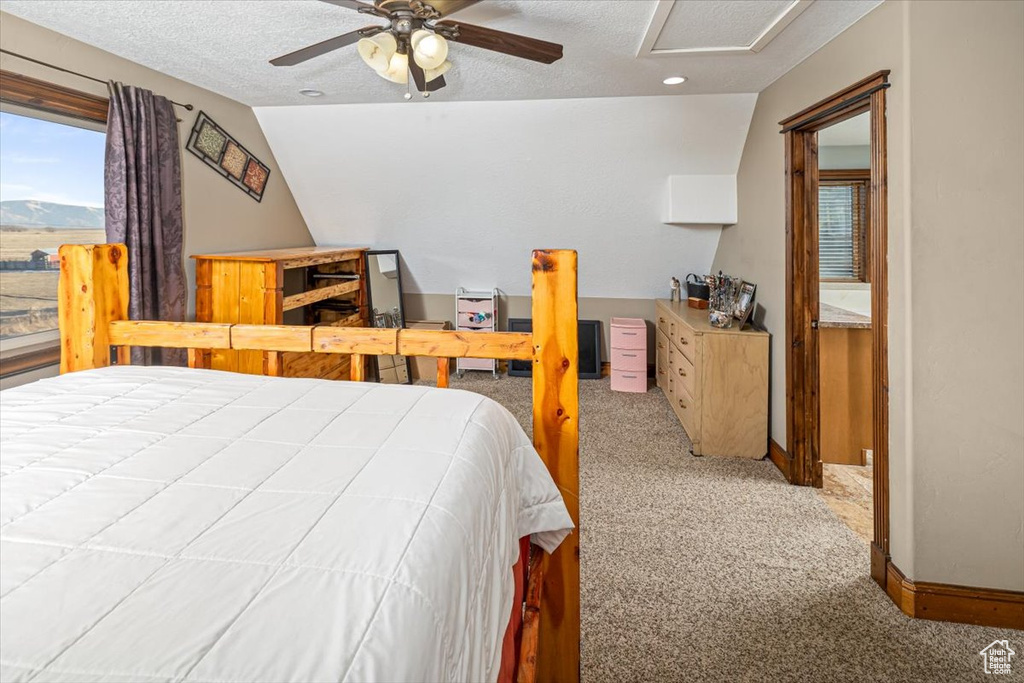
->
[[611, 347, 645, 372], [672, 382, 698, 439], [676, 323, 696, 363], [610, 367, 647, 393], [457, 297, 494, 314], [457, 311, 494, 329], [655, 331, 669, 389], [656, 309, 672, 338], [655, 330, 670, 356], [672, 350, 696, 397], [610, 325, 645, 350]]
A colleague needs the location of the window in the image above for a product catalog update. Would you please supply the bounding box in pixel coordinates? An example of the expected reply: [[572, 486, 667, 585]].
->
[[818, 171, 870, 282], [0, 110, 106, 345]]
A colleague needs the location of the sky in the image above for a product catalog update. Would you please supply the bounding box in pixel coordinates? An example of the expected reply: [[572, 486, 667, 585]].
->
[[0, 111, 105, 208]]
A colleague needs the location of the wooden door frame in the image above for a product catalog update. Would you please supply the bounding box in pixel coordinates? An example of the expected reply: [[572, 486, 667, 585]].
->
[[778, 71, 891, 581]]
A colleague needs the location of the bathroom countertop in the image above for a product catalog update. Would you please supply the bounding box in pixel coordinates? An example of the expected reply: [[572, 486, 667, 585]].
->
[[819, 302, 871, 329]]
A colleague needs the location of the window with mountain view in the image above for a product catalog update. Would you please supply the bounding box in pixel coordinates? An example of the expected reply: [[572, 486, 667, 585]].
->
[[0, 110, 106, 341]]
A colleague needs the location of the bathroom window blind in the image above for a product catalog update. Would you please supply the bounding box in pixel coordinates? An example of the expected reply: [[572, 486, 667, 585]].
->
[[819, 179, 869, 282]]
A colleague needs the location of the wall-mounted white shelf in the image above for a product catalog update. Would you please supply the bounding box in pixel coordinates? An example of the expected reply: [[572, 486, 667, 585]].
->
[[663, 174, 737, 226]]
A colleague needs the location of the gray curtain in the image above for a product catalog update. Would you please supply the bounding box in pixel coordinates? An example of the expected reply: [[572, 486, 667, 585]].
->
[[104, 81, 185, 366]]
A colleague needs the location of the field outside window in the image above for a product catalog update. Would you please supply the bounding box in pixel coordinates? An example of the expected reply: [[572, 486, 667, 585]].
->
[[0, 110, 106, 342]]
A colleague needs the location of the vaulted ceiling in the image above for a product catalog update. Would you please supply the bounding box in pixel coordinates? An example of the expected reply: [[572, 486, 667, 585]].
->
[[1, 0, 881, 106]]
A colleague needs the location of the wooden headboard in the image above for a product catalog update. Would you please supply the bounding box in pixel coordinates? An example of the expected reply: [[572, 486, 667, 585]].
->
[[57, 243, 582, 683]]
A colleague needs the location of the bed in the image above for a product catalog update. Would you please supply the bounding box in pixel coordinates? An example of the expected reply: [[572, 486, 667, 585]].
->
[[0, 245, 582, 683]]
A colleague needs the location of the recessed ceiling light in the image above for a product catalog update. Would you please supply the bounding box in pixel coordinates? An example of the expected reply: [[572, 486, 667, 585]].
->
[[299, 88, 324, 97], [663, 76, 687, 86]]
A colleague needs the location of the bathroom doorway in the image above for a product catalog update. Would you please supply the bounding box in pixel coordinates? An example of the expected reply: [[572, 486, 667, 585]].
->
[[779, 71, 892, 588], [815, 112, 874, 543]]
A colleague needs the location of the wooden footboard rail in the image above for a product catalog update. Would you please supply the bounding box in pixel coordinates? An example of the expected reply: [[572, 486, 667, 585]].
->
[[100, 321, 536, 379], [58, 243, 581, 683]]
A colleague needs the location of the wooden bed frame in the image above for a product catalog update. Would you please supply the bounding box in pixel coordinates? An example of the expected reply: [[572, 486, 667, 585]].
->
[[57, 243, 581, 683]]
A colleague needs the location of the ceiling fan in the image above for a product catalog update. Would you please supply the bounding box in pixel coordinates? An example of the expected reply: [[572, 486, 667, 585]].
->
[[269, 0, 563, 98]]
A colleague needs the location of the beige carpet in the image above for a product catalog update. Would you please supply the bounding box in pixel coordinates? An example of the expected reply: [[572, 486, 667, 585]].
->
[[433, 373, 1021, 682]]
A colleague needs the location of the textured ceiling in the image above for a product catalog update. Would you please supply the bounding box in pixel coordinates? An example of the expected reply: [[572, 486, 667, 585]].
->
[[0, 0, 881, 106], [654, 0, 794, 50]]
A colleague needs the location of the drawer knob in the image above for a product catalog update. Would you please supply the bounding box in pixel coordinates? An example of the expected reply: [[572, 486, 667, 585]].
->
[[677, 368, 686, 377], [678, 399, 687, 409]]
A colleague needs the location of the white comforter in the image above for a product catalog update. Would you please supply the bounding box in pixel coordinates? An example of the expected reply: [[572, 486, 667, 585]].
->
[[0, 366, 572, 683]]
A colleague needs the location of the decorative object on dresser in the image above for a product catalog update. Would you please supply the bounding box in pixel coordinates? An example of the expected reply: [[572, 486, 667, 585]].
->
[[610, 317, 647, 393], [507, 319, 603, 379], [185, 111, 270, 201], [365, 250, 411, 384], [455, 287, 498, 378], [734, 281, 757, 329], [708, 272, 742, 328], [685, 273, 710, 303], [192, 246, 368, 379], [656, 299, 769, 458]]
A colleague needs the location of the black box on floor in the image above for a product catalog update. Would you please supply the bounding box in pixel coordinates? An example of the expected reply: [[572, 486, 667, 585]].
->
[[507, 318, 602, 379]]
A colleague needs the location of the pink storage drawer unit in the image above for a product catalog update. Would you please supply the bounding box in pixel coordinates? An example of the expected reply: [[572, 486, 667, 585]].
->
[[610, 317, 648, 393]]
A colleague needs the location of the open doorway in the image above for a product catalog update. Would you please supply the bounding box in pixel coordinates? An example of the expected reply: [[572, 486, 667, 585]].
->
[[779, 71, 892, 586], [816, 112, 873, 542]]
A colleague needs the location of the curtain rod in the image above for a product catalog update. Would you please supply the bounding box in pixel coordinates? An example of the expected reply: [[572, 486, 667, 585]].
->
[[0, 48, 194, 113]]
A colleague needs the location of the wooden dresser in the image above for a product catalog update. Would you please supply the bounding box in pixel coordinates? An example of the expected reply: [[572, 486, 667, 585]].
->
[[193, 246, 368, 379], [655, 299, 769, 458]]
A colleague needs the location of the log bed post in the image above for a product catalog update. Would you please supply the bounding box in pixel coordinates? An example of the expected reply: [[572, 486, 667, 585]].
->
[[531, 249, 580, 683], [58, 244, 129, 374]]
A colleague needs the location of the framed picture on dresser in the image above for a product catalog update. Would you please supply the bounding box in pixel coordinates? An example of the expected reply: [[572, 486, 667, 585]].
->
[[734, 281, 756, 328]]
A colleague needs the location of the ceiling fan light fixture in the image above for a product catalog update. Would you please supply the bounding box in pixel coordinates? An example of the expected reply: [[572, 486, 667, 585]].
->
[[424, 60, 452, 83], [381, 51, 409, 84], [411, 30, 448, 70], [357, 32, 398, 72]]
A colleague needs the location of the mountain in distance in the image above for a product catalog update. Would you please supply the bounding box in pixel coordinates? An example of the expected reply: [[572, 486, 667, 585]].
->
[[0, 200, 105, 229]]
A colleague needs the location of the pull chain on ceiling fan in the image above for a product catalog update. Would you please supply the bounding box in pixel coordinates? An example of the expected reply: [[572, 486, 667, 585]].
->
[[270, 0, 564, 98]]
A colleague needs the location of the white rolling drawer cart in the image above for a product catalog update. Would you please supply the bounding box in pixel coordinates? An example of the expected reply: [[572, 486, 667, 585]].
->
[[455, 288, 498, 378]]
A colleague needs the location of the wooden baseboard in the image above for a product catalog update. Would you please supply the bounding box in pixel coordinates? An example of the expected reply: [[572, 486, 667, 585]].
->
[[768, 439, 793, 482], [873, 546, 1024, 629]]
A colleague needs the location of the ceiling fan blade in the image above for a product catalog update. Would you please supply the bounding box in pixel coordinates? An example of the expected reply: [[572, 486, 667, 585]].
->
[[423, 0, 482, 17], [436, 20, 563, 64], [426, 74, 446, 92], [318, 0, 379, 10], [409, 55, 427, 92], [269, 26, 379, 66]]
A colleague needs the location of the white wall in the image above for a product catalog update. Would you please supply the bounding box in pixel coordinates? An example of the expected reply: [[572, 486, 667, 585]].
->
[[255, 94, 756, 300], [904, 0, 1023, 591], [714, 0, 1024, 592]]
